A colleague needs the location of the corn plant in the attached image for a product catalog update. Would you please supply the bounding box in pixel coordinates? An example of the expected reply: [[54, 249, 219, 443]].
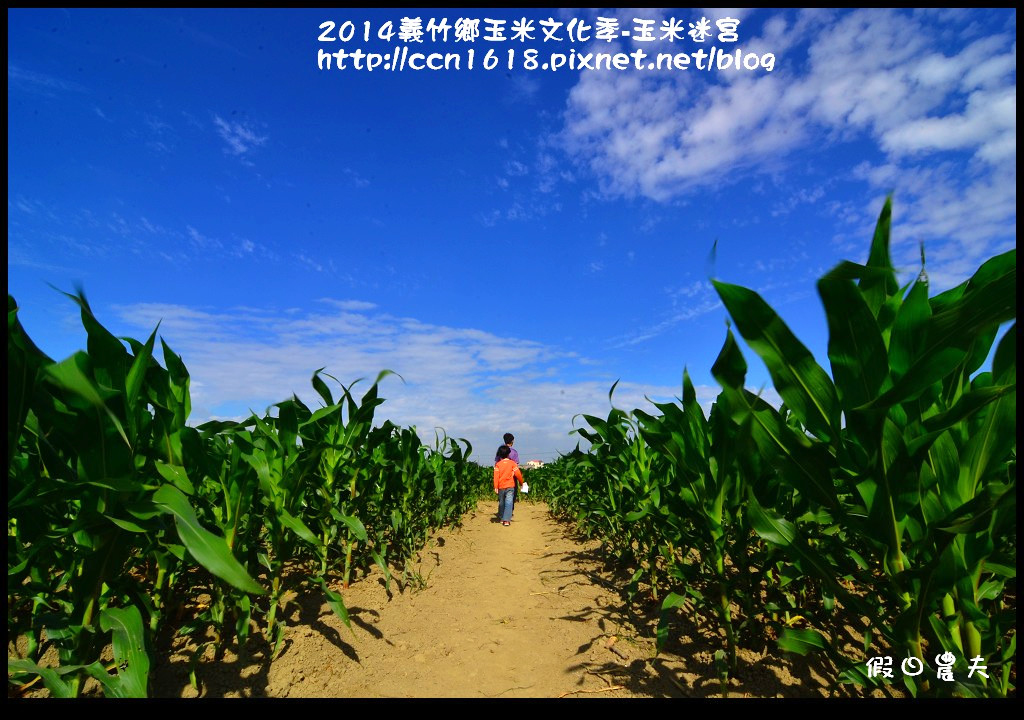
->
[[9, 291, 486, 697], [536, 198, 1015, 697], [712, 198, 1016, 696], [7, 292, 264, 697]]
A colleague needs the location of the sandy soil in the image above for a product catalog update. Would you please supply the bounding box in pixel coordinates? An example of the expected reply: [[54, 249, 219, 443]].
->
[[143, 498, 864, 699]]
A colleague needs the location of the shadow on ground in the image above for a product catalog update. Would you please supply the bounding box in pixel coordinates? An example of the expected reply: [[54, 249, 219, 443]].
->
[[536, 513, 869, 698]]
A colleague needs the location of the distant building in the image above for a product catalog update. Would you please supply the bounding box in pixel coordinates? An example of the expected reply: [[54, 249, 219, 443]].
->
[[524, 459, 544, 469]]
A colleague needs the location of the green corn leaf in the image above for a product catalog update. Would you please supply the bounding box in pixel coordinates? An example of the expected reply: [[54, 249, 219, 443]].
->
[[777, 628, 828, 655], [155, 460, 195, 495], [991, 322, 1016, 381], [93, 605, 149, 698], [921, 432, 959, 503], [235, 594, 252, 643], [817, 259, 897, 285], [371, 549, 393, 593], [280, 508, 320, 548], [983, 559, 1015, 578], [713, 280, 838, 443], [868, 252, 1015, 408], [682, 367, 697, 406], [1001, 631, 1016, 662], [43, 352, 130, 448], [960, 368, 1016, 499], [274, 398, 300, 445], [738, 391, 839, 511], [6, 658, 76, 697], [963, 246, 1016, 295], [746, 488, 797, 546], [858, 196, 899, 321], [929, 613, 961, 657], [935, 484, 1015, 535], [656, 592, 688, 652], [244, 447, 273, 491], [107, 516, 149, 533], [918, 384, 1016, 438], [888, 279, 931, 380], [315, 576, 354, 633], [165, 542, 186, 561], [959, 325, 1000, 379], [847, 549, 869, 572], [817, 271, 888, 410], [977, 579, 1005, 602], [125, 325, 158, 414], [251, 412, 283, 451], [153, 485, 265, 595], [307, 403, 342, 427], [7, 296, 53, 474], [902, 672, 919, 698], [196, 419, 243, 435], [339, 513, 369, 542], [746, 489, 858, 608], [57, 288, 131, 391], [311, 367, 334, 406], [710, 326, 747, 391], [160, 338, 191, 423]]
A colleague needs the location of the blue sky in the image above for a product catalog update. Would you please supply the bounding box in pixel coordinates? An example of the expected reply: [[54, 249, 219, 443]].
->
[[8, 8, 1017, 462]]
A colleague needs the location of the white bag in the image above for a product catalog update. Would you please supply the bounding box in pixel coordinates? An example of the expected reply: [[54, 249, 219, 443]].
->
[[521, 481, 530, 494]]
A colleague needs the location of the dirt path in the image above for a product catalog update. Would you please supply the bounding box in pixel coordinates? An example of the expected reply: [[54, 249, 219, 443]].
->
[[150, 499, 848, 698], [281, 498, 644, 699], [151, 499, 660, 698]]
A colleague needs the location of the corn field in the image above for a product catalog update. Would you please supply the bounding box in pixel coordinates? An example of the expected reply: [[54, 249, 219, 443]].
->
[[8, 199, 1015, 698], [7, 296, 491, 697], [527, 199, 1016, 697]]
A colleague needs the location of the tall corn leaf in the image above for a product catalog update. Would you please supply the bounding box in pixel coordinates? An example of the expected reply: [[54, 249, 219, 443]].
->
[[153, 485, 265, 595], [817, 271, 888, 411], [870, 250, 1015, 409], [858, 196, 899, 322], [7, 296, 53, 473], [712, 280, 839, 443]]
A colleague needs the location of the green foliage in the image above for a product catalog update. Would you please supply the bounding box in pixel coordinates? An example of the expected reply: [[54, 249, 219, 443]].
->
[[7, 294, 488, 696], [536, 198, 1016, 697]]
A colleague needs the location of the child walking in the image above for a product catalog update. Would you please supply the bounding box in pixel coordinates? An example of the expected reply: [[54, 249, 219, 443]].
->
[[494, 433, 519, 519], [493, 444, 523, 527]]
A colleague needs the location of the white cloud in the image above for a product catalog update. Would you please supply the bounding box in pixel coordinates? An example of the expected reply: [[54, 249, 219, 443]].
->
[[478, 209, 502, 227], [850, 159, 1016, 290], [343, 167, 370, 187], [618, 296, 723, 346], [563, 9, 1015, 197], [506, 160, 529, 176], [212, 115, 268, 156], [880, 86, 1015, 161], [296, 253, 324, 272], [186, 225, 223, 252], [320, 299, 378, 311], [671, 280, 710, 299], [109, 300, 742, 461], [8, 65, 88, 96], [559, 8, 1016, 289]]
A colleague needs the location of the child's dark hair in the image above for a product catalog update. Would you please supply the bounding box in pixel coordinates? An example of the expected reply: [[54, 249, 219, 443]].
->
[[497, 445, 511, 460], [503, 433, 515, 444]]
